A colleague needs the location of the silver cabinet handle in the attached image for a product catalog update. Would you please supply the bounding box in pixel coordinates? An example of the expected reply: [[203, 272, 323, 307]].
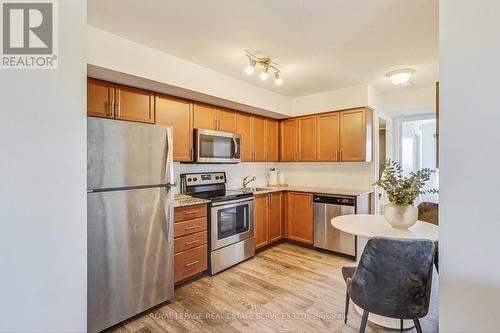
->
[[270, 193, 273, 205], [185, 240, 200, 246], [184, 210, 198, 215], [185, 260, 200, 267], [190, 147, 194, 161], [185, 225, 199, 230], [109, 101, 114, 117]]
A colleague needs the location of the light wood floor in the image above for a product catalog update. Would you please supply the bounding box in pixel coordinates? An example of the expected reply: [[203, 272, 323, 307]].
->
[[106, 243, 438, 333]]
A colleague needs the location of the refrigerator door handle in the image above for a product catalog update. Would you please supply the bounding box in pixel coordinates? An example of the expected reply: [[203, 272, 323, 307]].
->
[[166, 127, 175, 185], [164, 187, 174, 243]]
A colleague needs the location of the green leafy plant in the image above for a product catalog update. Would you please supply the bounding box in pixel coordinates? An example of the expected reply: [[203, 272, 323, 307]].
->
[[374, 160, 438, 205]]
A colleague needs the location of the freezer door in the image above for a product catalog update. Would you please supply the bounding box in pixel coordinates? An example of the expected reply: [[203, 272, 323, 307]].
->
[[88, 186, 174, 333], [88, 117, 174, 190]]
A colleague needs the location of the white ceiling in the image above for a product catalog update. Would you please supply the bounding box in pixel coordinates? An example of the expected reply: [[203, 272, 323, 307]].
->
[[88, 0, 438, 97]]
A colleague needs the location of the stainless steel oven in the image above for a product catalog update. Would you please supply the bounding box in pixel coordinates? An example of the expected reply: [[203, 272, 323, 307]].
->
[[194, 129, 241, 163], [211, 197, 254, 250]]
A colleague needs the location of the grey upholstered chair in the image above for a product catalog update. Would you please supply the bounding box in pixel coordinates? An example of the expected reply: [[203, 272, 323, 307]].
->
[[342, 237, 435, 333], [417, 202, 439, 272]]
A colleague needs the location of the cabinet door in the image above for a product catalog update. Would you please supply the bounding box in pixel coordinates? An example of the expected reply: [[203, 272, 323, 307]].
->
[[87, 78, 114, 118], [266, 119, 279, 162], [286, 192, 313, 244], [340, 108, 368, 162], [155, 95, 193, 162], [236, 113, 253, 162], [252, 116, 266, 162], [217, 108, 237, 133], [317, 112, 340, 161], [280, 119, 298, 161], [254, 195, 269, 249], [114, 85, 154, 123], [193, 103, 217, 130], [268, 192, 283, 243], [298, 116, 317, 161]]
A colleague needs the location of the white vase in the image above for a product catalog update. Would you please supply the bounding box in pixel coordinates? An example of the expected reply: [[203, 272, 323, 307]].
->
[[383, 203, 418, 229]]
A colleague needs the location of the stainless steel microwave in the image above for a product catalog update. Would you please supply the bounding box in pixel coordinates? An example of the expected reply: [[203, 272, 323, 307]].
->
[[194, 129, 241, 163]]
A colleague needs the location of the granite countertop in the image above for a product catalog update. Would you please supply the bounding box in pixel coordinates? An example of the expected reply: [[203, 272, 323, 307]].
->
[[174, 194, 210, 208], [230, 185, 373, 197]]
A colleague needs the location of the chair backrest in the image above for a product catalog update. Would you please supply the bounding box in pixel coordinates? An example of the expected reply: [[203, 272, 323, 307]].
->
[[417, 202, 439, 225], [347, 237, 435, 319]]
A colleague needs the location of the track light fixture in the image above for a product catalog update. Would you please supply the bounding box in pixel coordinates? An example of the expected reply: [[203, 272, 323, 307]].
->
[[245, 50, 283, 85]]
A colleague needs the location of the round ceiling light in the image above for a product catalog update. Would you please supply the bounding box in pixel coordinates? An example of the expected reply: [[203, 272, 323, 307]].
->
[[386, 68, 415, 86]]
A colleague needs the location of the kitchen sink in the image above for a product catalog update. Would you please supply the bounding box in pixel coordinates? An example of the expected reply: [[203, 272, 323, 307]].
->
[[238, 187, 270, 192]]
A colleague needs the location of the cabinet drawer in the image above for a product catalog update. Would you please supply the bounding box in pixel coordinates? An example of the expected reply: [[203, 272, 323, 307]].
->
[[174, 231, 207, 253], [174, 244, 207, 283], [174, 204, 207, 222], [174, 217, 207, 238]]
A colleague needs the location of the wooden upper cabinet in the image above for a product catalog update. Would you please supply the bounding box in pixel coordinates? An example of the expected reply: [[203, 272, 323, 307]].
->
[[217, 108, 237, 133], [280, 119, 298, 161], [339, 108, 372, 162], [236, 113, 253, 162], [114, 85, 154, 123], [252, 116, 266, 162], [298, 116, 317, 161], [317, 112, 340, 161], [193, 103, 217, 130], [268, 192, 283, 243], [87, 78, 114, 119], [254, 195, 269, 249], [266, 119, 279, 162], [155, 95, 193, 162], [286, 192, 313, 244]]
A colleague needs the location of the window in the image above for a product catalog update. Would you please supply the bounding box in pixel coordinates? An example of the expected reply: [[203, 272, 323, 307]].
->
[[399, 118, 439, 203]]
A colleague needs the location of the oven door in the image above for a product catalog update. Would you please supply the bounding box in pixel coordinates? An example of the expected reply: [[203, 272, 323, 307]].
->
[[211, 197, 254, 250], [195, 129, 241, 163]]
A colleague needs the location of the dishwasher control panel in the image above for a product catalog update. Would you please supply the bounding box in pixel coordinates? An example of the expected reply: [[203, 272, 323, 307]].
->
[[313, 195, 355, 206]]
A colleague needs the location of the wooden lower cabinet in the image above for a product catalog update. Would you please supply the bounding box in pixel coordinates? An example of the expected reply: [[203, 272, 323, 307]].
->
[[285, 192, 314, 244], [174, 204, 208, 283], [268, 192, 283, 242], [174, 244, 207, 283], [254, 195, 269, 248], [254, 192, 283, 249]]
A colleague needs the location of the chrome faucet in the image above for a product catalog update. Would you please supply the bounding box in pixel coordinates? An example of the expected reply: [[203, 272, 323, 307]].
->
[[242, 175, 256, 188]]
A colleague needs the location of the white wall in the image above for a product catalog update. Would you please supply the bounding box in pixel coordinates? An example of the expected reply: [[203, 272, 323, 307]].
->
[[382, 85, 435, 114], [0, 1, 87, 332], [88, 26, 291, 116], [174, 162, 374, 193], [440, 0, 500, 331], [290, 84, 369, 116]]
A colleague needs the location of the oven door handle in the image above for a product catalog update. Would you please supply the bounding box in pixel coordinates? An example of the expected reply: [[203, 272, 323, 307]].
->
[[211, 197, 254, 207]]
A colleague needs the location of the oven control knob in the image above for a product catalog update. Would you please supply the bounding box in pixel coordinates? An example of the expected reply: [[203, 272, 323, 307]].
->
[[187, 178, 192, 182], [193, 177, 198, 181]]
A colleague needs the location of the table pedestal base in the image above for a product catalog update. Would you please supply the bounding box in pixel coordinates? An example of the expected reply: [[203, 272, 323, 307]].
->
[[353, 304, 414, 329]]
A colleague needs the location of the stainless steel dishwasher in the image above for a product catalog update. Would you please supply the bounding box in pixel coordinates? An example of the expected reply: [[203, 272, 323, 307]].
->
[[313, 195, 357, 257]]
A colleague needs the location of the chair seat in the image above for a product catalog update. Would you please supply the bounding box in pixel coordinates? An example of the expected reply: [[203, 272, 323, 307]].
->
[[342, 265, 357, 282]]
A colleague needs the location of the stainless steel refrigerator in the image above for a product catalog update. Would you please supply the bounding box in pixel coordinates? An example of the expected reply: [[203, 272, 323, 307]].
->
[[87, 118, 175, 333]]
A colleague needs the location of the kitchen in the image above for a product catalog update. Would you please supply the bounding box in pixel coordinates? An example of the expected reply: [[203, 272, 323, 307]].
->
[[13, 0, 493, 332], [87, 77, 378, 332]]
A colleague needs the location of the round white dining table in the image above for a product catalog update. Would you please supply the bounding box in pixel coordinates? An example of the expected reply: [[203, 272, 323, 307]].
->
[[331, 214, 439, 330]]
